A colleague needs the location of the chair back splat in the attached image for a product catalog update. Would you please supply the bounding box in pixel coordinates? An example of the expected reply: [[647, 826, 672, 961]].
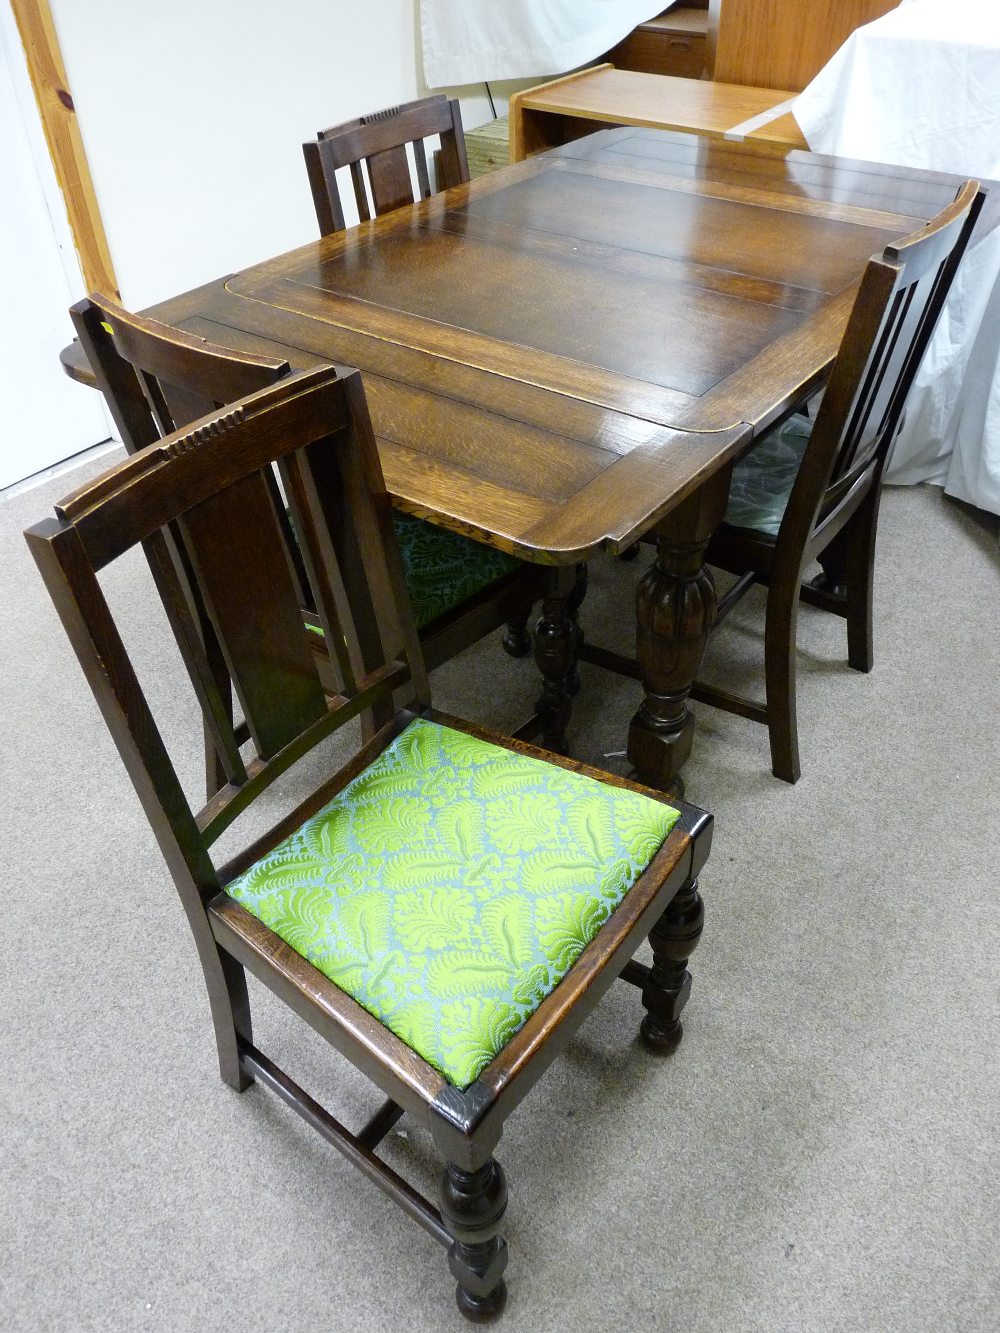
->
[[303, 94, 470, 235], [26, 367, 713, 1320], [30, 368, 427, 844]]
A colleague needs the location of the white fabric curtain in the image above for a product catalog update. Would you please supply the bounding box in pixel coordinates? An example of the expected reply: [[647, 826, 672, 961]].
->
[[793, 0, 1000, 514], [419, 0, 664, 87]]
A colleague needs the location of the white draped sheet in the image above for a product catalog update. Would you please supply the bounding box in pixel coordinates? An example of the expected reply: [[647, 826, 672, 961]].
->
[[419, 0, 664, 87], [793, 0, 1000, 515]]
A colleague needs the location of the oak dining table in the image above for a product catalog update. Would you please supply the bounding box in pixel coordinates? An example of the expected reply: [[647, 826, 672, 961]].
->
[[61, 126, 985, 792]]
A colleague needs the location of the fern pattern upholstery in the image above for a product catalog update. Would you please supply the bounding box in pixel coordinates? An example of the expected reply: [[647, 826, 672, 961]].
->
[[226, 718, 680, 1088], [724, 415, 812, 536], [392, 513, 522, 628]]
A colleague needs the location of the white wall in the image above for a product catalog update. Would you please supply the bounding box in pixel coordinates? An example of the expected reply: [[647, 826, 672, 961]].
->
[[0, 9, 111, 485], [48, 1, 534, 309]]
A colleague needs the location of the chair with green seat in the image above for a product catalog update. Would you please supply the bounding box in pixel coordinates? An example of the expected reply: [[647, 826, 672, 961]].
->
[[693, 180, 982, 781], [71, 295, 548, 786], [26, 365, 713, 1321]]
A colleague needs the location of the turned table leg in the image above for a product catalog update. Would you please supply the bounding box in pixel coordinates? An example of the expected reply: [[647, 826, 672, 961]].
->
[[533, 563, 585, 752], [627, 473, 730, 793]]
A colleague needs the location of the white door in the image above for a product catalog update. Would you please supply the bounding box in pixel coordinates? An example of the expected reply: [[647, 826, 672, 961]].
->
[[0, 13, 109, 490]]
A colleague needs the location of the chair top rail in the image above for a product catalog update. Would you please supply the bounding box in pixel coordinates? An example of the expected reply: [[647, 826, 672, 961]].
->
[[315, 95, 465, 169], [72, 294, 290, 445]]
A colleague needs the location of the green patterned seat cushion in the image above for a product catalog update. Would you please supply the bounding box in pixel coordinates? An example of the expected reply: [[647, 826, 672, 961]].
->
[[725, 415, 812, 537], [225, 719, 680, 1089], [391, 513, 522, 628]]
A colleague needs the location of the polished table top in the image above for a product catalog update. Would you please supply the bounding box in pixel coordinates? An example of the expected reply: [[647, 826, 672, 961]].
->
[[61, 126, 982, 787], [98, 127, 978, 566]]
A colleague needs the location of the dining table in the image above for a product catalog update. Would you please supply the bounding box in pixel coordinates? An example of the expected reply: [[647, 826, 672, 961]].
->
[[61, 125, 992, 792]]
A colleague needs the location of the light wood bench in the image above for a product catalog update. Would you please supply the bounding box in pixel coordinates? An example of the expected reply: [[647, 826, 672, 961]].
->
[[509, 65, 806, 163]]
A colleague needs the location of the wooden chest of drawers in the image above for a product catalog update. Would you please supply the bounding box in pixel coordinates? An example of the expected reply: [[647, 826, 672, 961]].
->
[[604, 6, 708, 80]]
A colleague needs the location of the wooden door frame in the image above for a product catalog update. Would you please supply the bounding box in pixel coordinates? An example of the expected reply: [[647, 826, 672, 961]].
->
[[9, 0, 118, 297]]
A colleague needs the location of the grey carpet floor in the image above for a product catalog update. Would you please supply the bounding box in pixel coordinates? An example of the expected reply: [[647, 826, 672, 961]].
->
[[3, 454, 998, 1333]]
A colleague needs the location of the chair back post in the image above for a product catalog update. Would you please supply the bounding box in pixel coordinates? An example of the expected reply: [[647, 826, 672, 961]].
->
[[26, 505, 220, 912], [877, 184, 986, 457], [71, 297, 164, 454], [303, 138, 347, 234]]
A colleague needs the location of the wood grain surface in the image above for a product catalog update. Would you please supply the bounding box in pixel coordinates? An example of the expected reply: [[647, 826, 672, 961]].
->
[[58, 126, 979, 789], [9, 0, 119, 296], [64, 128, 973, 570], [509, 66, 806, 161], [708, 0, 901, 91]]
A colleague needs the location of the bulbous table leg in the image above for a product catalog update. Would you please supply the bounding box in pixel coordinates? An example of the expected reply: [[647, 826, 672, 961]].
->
[[627, 475, 729, 793], [533, 564, 584, 752], [501, 612, 532, 657]]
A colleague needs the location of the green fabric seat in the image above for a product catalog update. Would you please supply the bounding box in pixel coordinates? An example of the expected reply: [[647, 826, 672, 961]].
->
[[391, 512, 522, 628], [724, 414, 812, 537], [225, 718, 680, 1089]]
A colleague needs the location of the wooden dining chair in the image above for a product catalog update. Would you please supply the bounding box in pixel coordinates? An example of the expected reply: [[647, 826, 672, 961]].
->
[[579, 180, 982, 783], [71, 295, 548, 787], [303, 94, 470, 235], [693, 180, 984, 781], [300, 97, 552, 706], [26, 365, 713, 1321]]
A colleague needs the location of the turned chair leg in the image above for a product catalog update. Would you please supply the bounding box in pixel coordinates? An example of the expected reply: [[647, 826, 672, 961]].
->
[[439, 1159, 509, 1322], [565, 561, 588, 697], [501, 611, 533, 658], [640, 877, 705, 1054]]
